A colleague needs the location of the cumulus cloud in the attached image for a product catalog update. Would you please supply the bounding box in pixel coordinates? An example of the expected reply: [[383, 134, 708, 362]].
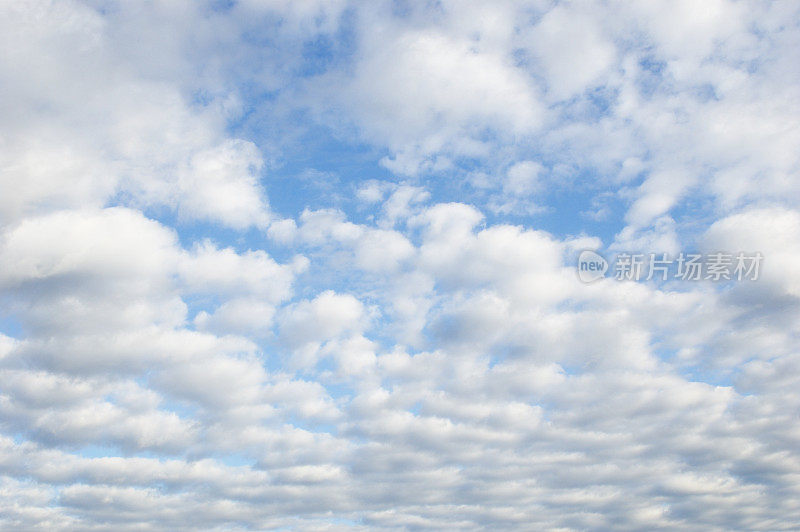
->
[[0, 0, 272, 229], [2, 1, 800, 530]]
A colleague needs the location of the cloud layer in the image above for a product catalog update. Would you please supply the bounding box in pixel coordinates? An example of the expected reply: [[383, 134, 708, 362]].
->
[[1, 1, 799, 530]]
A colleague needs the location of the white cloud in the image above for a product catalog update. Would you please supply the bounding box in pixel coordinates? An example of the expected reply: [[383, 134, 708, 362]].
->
[[353, 229, 415, 272], [313, 8, 544, 176], [279, 290, 366, 348], [177, 140, 270, 229], [525, 4, 616, 100], [704, 207, 800, 298], [504, 160, 543, 196], [2, 1, 800, 530], [180, 240, 302, 303], [193, 297, 277, 338], [0, 0, 272, 229]]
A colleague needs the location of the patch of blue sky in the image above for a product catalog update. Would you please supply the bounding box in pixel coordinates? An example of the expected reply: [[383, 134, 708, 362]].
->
[[208, 453, 255, 468], [257, 124, 629, 245], [678, 365, 737, 390], [73, 441, 251, 464], [297, 35, 337, 77], [256, 125, 394, 221], [152, 398, 200, 424], [284, 414, 339, 437], [258, 346, 289, 376], [0, 313, 23, 339], [74, 443, 124, 459], [180, 292, 225, 325], [670, 188, 729, 245]]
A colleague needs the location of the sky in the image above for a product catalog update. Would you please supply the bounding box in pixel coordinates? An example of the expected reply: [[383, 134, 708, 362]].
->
[[1, 0, 799, 530]]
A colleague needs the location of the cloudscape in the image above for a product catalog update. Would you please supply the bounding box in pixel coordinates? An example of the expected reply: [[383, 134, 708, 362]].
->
[[1, 1, 799, 530]]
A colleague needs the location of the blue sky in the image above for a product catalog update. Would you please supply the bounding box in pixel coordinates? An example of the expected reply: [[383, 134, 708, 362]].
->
[[1, 1, 800, 530]]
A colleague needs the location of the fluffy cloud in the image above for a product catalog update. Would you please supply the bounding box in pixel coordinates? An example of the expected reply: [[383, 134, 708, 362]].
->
[[0, 0, 272, 229], [310, 3, 544, 176], [2, 1, 800, 530], [524, 3, 616, 100]]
